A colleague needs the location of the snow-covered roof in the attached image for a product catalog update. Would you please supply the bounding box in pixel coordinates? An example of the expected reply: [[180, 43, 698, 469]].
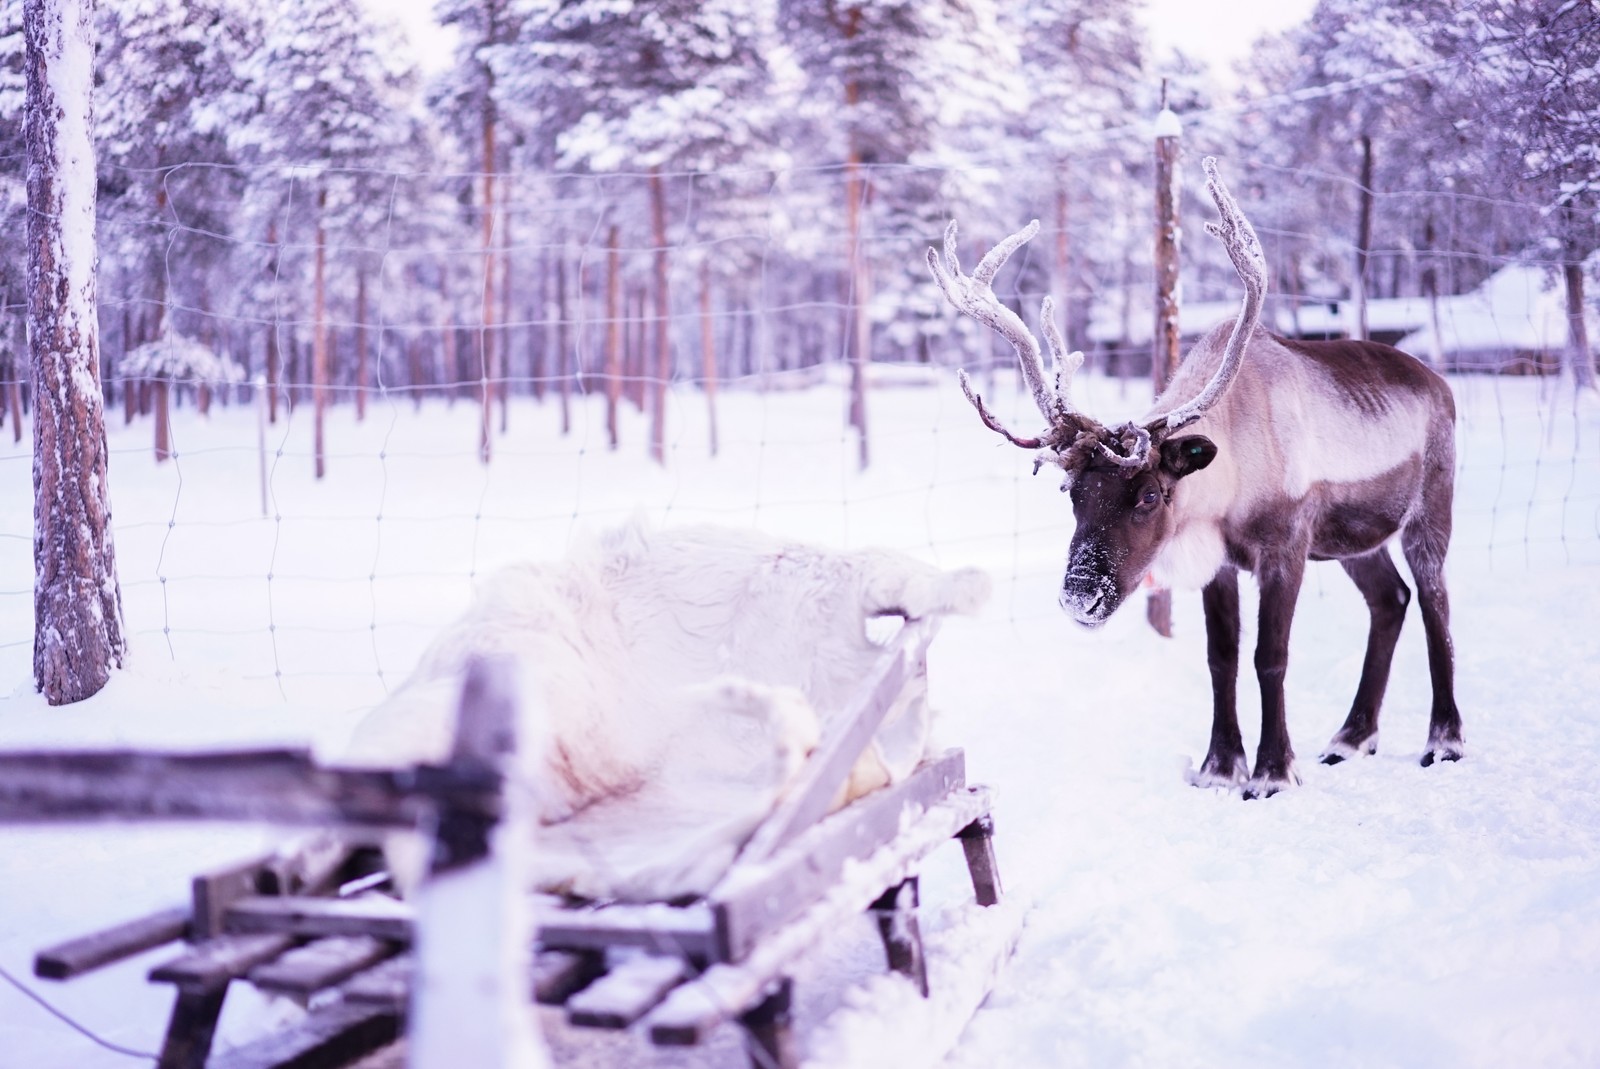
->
[[1398, 262, 1598, 355]]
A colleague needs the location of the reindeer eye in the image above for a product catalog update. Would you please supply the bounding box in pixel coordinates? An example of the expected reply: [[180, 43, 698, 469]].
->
[[1138, 487, 1161, 508]]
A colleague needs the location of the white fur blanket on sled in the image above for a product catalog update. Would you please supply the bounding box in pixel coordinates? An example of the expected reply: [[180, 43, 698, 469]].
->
[[342, 521, 990, 901]]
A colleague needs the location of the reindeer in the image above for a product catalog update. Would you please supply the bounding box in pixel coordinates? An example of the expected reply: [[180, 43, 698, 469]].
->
[[929, 157, 1464, 798]]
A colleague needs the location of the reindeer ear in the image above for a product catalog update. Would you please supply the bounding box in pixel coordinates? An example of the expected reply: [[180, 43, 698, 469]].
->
[[1159, 435, 1217, 479]]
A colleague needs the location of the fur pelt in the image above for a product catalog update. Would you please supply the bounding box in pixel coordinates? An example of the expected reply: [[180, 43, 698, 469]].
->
[[341, 520, 989, 898]]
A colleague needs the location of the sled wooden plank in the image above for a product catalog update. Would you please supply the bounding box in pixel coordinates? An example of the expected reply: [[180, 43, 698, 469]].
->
[[647, 782, 991, 1047], [34, 905, 190, 980], [225, 895, 415, 942], [149, 933, 296, 991], [342, 955, 414, 1008], [567, 955, 692, 1029], [206, 1000, 402, 1069], [0, 748, 492, 829], [249, 936, 397, 996], [711, 750, 967, 963], [536, 901, 717, 961], [532, 949, 605, 1005], [737, 618, 937, 866]]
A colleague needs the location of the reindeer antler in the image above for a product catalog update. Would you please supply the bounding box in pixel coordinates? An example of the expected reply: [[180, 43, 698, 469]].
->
[[1145, 156, 1268, 437], [929, 220, 1107, 461]]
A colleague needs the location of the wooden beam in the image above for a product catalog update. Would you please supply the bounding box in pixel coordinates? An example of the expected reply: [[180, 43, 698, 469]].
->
[[225, 895, 415, 943], [567, 955, 690, 1029], [342, 955, 414, 1009], [536, 901, 717, 961], [531, 950, 605, 1005], [149, 933, 296, 991], [736, 618, 937, 864], [646, 779, 992, 1047], [0, 748, 498, 829], [34, 905, 189, 980], [710, 750, 966, 963], [205, 1001, 402, 1069], [155, 986, 228, 1069], [249, 936, 397, 997]]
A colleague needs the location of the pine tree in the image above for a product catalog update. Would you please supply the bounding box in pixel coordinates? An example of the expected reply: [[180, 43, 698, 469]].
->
[[24, 0, 126, 704], [502, 0, 779, 464]]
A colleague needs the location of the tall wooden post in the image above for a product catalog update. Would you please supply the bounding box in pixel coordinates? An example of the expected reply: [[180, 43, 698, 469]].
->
[[1354, 134, 1374, 342], [604, 226, 621, 449], [25, 0, 127, 704], [312, 187, 329, 480], [648, 169, 671, 467], [1148, 90, 1181, 639]]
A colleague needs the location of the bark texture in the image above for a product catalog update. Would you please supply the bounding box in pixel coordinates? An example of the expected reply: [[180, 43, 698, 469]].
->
[[26, 0, 127, 704]]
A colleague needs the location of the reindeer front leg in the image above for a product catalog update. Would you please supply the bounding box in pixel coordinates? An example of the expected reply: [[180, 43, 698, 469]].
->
[[1246, 556, 1307, 799], [1190, 566, 1248, 788]]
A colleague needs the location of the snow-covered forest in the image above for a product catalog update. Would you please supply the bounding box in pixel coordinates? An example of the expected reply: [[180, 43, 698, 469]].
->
[[1, 0, 1596, 472], [2, 0, 1600, 1066]]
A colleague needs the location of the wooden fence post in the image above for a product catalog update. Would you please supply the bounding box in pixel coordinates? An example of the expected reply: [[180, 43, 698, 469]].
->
[[1148, 85, 1181, 639], [409, 656, 550, 1069]]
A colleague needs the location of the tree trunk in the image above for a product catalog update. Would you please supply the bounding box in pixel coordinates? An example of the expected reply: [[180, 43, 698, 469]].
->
[[25, 0, 126, 704], [478, 98, 497, 465], [266, 220, 281, 423], [1055, 183, 1072, 352], [312, 189, 329, 479], [699, 257, 719, 457], [355, 266, 369, 421], [605, 226, 621, 449], [1354, 134, 1374, 342], [845, 138, 870, 470], [1564, 241, 1595, 390], [498, 170, 512, 434], [555, 249, 572, 436], [530, 249, 547, 402], [649, 168, 670, 466], [153, 379, 171, 462], [1148, 104, 1181, 639]]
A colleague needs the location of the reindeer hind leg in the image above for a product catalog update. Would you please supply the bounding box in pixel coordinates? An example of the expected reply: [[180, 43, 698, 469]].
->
[[1321, 547, 1410, 765], [1401, 502, 1464, 766]]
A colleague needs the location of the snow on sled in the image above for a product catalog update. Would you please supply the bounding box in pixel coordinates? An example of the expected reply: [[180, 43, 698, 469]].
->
[[11, 524, 1022, 1068]]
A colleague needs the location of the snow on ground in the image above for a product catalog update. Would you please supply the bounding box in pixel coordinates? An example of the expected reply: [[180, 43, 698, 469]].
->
[[1, 366, 1598, 1068]]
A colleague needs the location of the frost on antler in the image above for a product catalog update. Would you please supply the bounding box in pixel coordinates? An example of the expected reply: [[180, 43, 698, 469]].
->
[[1148, 156, 1268, 436], [928, 220, 1063, 430]]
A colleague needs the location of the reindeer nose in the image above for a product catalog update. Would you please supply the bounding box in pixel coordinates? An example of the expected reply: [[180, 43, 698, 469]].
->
[[1059, 571, 1112, 626]]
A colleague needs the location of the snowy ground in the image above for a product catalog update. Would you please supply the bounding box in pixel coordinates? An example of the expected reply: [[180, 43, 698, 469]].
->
[[2, 365, 1598, 1068]]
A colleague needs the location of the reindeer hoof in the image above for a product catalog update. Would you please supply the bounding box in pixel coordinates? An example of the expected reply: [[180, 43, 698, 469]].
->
[[1187, 753, 1248, 790], [1420, 739, 1464, 767], [1242, 763, 1302, 800], [1319, 733, 1378, 765]]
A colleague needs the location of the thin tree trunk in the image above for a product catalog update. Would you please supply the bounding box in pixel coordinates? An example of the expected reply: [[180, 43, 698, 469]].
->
[[628, 287, 646, 411], [649, 168, 670, 466], [1564, 244, 1595, 390], [355, 266, 368, 421], [530, 249, 547, 402], [498, 169, 512, 434], [25, 0, 126, 703], [845, 138, 870, 470], [479, 100, 497, 465], [555, 248, 572, 436], [312, 188, 329, 480], [266, 219, 281, 424], [1354, 133, 1374, 342], [605, 226, 621, 449], [1055, 183, 1072, 352], [153, 379, 170, 462], [699, 257, 719, 457]]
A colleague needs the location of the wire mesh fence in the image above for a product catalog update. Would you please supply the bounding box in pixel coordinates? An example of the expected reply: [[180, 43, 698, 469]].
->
[[1, 154, 1596, 705]]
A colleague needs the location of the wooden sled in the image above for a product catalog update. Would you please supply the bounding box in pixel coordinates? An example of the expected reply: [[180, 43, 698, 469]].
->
[[16, 620, 1007, 1068]]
